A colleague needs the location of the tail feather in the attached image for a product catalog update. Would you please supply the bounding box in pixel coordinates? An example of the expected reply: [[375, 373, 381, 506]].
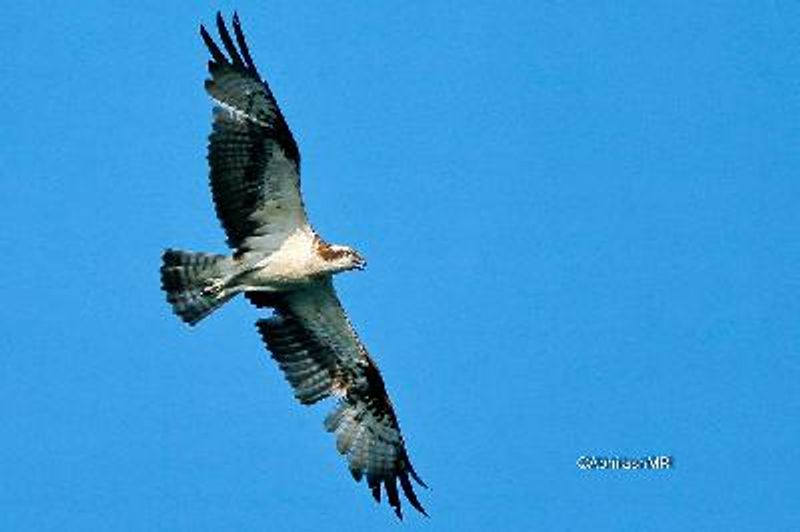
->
[[160, 249, 236, 325]]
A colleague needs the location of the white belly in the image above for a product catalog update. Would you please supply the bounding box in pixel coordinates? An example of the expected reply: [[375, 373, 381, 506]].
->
[[236, 229, 322, 290]]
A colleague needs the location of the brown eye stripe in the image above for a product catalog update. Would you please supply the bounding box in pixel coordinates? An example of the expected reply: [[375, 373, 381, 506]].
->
[[315, 236, 347, 261]]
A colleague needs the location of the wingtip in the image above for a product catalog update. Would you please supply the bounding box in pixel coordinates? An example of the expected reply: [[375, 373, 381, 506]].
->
[[409, 498, 429, 517], [408, 463, 428, 489], [398, 470, 428, 517], [215, 11, 226, 40], [200, 24, 226, 65]]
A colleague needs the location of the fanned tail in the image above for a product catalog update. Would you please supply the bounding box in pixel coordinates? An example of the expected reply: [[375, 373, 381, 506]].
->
[[160, 249, 237, 325]]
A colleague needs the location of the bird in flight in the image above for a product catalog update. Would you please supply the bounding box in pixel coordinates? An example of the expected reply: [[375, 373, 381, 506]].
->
[[159, 12, 427, 519]]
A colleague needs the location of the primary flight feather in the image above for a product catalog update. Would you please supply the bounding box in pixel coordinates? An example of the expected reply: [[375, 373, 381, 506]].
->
[[159, 12, 427, 519]]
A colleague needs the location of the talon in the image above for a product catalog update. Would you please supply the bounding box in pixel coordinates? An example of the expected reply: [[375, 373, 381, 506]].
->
[[202, 278, 225, 295]]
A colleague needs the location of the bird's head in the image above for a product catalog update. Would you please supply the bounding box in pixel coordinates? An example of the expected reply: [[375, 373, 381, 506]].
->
[[317, 241, 367, 273]]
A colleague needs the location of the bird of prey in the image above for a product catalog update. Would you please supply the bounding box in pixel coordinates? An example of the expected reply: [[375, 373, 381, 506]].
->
[[159, 12, 427, 519]]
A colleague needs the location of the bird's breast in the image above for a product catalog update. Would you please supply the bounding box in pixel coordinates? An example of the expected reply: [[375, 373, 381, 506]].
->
[[244, 231, 324, 287]]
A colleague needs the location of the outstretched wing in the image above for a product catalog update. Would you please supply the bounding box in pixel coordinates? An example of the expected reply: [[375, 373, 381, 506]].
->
[[201, 12, 308, 255], [246, 281, 427, 519]]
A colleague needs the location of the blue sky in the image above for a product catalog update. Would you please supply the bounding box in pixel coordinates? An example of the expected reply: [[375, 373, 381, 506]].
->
[[2, 2, 798, 530]]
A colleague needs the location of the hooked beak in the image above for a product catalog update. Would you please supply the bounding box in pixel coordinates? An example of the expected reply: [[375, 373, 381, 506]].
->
[[354, 256, 367, 270]]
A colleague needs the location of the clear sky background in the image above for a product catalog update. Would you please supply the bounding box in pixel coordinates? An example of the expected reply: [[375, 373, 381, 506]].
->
[[2, 2, 798, 531]]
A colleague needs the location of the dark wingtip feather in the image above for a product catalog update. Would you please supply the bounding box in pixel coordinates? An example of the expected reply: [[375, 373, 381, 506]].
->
[[368, 477, 381, 503], [385, 479, 403, 519], [200, 23, 226, 65], [216, 11, 245, 67], [407, 461, 428, 488], [232, 11, 258, 74], [399, 472, 429, 517]]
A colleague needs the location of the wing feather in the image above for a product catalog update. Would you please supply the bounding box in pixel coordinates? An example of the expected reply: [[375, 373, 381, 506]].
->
[[247, 281, 427, 518], [232, 12, 258, 74], [201, 12, 307, 254], [215, 12, 246, 68]]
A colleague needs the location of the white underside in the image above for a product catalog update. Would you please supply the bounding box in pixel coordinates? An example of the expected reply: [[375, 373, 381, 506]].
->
[[233, 227, 328, 291]]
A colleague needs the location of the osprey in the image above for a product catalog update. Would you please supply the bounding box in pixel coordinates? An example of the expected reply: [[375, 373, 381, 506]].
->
[[160, 12, 427, 519]]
